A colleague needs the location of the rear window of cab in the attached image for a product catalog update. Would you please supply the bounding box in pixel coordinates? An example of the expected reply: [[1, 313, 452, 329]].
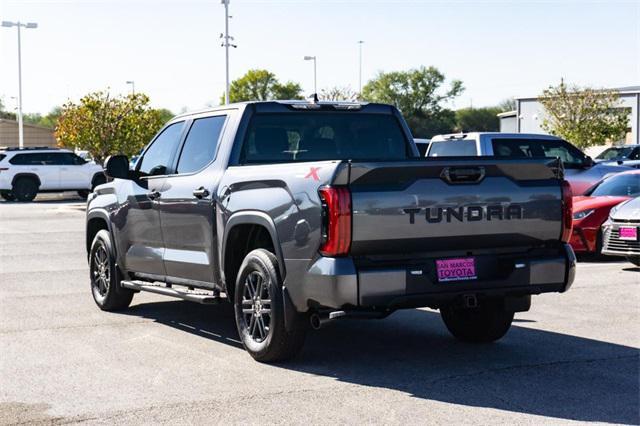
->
[[427, 140, 477, 157]]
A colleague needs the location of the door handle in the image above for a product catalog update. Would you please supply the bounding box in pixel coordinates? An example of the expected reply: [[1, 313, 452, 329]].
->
[[148, 190, 161, 200], [193, 187, 210, 199]]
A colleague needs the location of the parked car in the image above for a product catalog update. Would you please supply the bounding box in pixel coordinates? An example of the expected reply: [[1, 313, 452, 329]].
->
[[87, 100, 576, 363], [0, 147, 106, 202], [426, 133, 631, 195], [413, 138, 430, 156], [602, 196, 640, 265], [570, 170, 640, 254], [595, 144, 640, 164]]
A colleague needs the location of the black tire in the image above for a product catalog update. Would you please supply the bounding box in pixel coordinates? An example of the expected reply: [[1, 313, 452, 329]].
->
[[440, 300, 514, 343], [627, 256, 640, 267], [234, 249, 307, 362], [12, 178, 38, 202], [0, 191, 16, 201], [89, 229, 134, 311], [77, 190, 90, 200], [595, 229, 603, 255]]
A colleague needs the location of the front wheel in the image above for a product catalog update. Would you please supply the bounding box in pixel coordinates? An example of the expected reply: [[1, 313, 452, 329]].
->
[[234, 249, 306, 362], [89, 229, 134, 311], [440, 300, 514, 343]]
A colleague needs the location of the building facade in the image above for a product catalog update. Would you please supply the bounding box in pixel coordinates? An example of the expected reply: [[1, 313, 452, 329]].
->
[[499, 86, 640, 155], [0, 119, 57, 148]]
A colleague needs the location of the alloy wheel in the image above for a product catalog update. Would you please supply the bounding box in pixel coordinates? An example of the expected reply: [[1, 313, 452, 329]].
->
[[92, 244, 110, 296], [241, 270, 272, 343]]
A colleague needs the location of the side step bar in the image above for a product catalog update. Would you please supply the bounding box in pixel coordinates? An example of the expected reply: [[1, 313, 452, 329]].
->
[[121, 280, 222, 305]]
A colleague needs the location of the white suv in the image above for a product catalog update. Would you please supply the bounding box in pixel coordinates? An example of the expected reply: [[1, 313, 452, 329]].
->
[[0, 147, 105, 202]]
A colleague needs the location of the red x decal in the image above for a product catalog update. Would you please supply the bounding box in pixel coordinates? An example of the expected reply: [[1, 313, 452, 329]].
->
[[305, 167, 321, 181]]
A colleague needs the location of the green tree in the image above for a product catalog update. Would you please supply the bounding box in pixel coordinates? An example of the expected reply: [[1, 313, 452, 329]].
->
[[156, 108, 175, 124], [455, 107, 501, 132], [539, 80, 629, 149], [56, 91, 165, 164], [221, 69, 304, 104], [23, 107, 62, 128], [361, 66, 463, 138], [0, 97, 17, 120], [498, 98, 516, 112]]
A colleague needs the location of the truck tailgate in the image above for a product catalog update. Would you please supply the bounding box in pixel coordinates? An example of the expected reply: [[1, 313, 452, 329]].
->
[[333, 158, 564, 255]]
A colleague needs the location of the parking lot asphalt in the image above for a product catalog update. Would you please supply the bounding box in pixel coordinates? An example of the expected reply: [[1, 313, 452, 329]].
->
[[0, 196, 638, 425]]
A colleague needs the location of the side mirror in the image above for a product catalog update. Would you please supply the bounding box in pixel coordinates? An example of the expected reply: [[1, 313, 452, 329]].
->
[[583, 156, 594, 168], [104, 155, 131, 180]]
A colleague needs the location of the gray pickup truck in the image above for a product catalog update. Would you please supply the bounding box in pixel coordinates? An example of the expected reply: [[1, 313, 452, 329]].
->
[[87, 100, 576, 362]]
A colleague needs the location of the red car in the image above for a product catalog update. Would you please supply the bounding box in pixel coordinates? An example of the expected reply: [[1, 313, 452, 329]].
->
[[570, 170, 640, 253]]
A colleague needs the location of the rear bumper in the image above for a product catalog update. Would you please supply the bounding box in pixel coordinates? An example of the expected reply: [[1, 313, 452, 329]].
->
[[291, 244, 576, 311]]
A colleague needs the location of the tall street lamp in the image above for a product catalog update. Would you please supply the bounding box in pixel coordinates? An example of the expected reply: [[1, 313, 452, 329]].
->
[[357, 40, 364, 97], [2, 21, 38, 149], [126, 80, 135, 95], [220, 0, 236, 105], [304, 55, 317, 95]]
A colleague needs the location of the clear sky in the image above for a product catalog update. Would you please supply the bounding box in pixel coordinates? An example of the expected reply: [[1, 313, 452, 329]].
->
[[1, 0, 639, 115]]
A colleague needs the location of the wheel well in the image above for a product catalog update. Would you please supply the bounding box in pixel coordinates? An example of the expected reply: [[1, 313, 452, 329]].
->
[[12, 173, 41, 188], [224, 224, 275, 300], [86, 217, 109, 255], [91, 172, 106, 188]]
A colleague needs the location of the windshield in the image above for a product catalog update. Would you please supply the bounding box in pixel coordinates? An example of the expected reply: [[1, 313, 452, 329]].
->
[[596, 147, 634, 160], [590, 174, 640, 197], [240, 113, 410, 163], [427, 140, 477, 157]]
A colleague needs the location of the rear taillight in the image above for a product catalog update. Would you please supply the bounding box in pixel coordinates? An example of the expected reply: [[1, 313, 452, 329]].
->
[[561, 180, 573, 243], [318, 186, 351, 256]]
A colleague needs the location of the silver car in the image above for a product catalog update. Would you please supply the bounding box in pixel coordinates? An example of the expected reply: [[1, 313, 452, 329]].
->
[[601, 196, 640, 265]]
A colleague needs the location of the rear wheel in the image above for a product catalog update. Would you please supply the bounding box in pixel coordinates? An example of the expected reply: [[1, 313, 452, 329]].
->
[[89, 230, 134, 311], [12, 178, 38, 202], [0, 191, 16, 201], [441, 300, 514, 343], [234, 249, 307, 362]]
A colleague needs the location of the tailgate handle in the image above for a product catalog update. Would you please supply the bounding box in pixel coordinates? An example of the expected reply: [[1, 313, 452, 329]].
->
[[441, 166, 485, 184]]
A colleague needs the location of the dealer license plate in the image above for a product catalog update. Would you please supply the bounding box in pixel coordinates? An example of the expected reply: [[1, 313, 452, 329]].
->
[[619, 227, 638, 241], [436, 257, 477, 282]]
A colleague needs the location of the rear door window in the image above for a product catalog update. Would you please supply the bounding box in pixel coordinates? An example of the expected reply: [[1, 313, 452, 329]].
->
[[9, 153, 47, 165], [427, 140, 477, 157], [176, 116, 226, 174]]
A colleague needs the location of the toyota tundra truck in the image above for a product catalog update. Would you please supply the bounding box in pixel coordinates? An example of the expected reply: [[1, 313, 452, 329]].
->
[[86, 100, 576, 362]]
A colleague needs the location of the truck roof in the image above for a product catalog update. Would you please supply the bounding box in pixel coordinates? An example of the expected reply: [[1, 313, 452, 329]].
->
[[172, 100, 380, 120], [431, 132, 563, 141]]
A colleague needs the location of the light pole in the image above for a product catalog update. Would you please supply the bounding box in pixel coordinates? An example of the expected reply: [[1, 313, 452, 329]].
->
[[220, 0, 236, 105], [357, 40, 364, 97], [2, 21, 38, 149], [126, 81, 135, 95], [304, 56, 317, 95]]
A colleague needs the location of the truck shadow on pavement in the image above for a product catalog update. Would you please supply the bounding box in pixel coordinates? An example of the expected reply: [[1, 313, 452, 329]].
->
[[123, 301, 639, 425]]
